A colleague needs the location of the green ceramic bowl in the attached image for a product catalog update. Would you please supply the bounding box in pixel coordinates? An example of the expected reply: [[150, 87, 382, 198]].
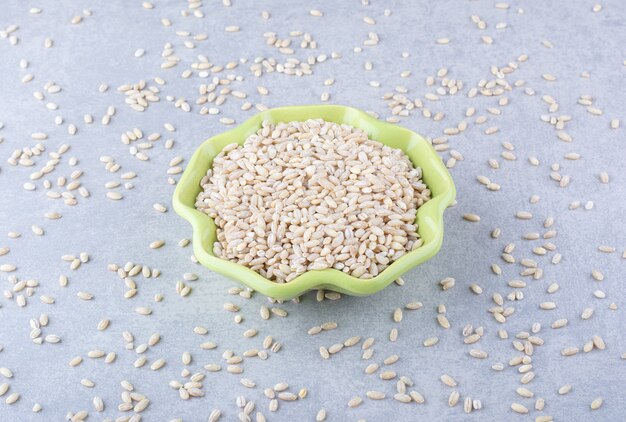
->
[[173, 105, 456, 299]]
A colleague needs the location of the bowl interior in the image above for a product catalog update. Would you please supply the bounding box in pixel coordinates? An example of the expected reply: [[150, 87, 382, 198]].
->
[[173, 105, 456, 299]]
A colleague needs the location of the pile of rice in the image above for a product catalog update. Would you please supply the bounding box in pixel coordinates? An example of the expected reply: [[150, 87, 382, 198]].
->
[[195, 119, 431, 282]]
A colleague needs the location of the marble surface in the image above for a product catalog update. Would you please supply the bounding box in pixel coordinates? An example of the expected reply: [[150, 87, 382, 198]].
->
[[0, 1, 624, 421]]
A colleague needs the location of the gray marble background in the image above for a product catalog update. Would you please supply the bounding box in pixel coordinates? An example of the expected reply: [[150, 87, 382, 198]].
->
[[0, 1, 624, 421]]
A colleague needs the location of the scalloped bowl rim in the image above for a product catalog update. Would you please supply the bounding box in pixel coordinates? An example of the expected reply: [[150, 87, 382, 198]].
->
[[173, 105, 456, 299]]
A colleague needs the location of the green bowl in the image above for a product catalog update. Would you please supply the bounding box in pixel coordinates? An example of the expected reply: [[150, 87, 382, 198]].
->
[[173, 105, 456, 299]]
